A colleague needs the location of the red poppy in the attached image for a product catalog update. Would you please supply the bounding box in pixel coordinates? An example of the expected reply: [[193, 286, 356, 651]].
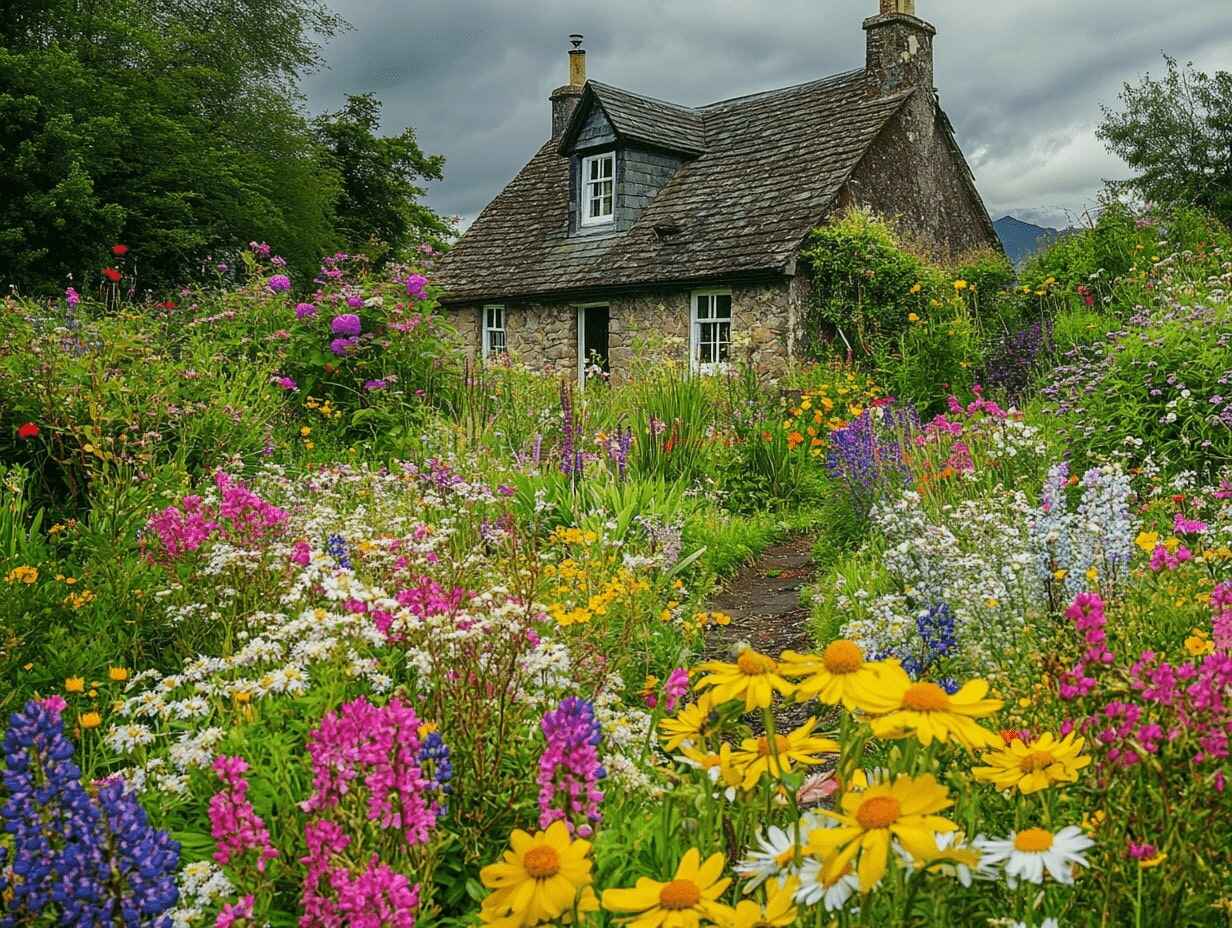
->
[[159, 300, 176, 310], [17, 422, 39, 439], [112, 244, 129, 256], [102, 268, 121, 283]]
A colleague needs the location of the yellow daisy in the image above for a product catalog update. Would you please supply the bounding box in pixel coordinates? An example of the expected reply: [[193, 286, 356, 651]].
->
[[972, 731, 1090, 794], [603, 849, 734, 928], [779, 640, 892, 712], [659, 693, 721, 752], [809, 773, 956, 892], [726, 718, 838, 790], [868, 666, 1003, 751], [725, 878, 797, 928], [480, 821, 598, 928], [694, 649, 794, 711]]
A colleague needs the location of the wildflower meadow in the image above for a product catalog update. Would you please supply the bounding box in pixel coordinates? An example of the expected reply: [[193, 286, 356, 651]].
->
[[2, 204, 1232, 927]]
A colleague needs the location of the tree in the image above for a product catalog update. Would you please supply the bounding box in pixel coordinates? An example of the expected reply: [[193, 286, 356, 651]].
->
[[315, 94, 454, 261], [0, 0, 347, 294], [1098, 55, 1232, 225]]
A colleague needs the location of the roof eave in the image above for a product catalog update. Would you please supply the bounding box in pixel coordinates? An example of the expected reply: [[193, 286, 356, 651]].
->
[[437, 265, 794, 307]]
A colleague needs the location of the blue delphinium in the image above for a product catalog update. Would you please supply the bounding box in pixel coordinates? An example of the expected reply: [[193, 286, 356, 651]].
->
[[418, 730, 454, 816], [1, 699, 180, 927], [326, 532, 352, 570]]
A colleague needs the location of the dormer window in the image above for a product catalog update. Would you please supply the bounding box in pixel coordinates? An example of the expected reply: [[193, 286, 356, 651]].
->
[[580, 152, 615, 226]]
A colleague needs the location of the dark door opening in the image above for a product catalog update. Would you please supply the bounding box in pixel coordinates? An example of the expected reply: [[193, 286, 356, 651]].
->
[[580, 305, 610, 380]]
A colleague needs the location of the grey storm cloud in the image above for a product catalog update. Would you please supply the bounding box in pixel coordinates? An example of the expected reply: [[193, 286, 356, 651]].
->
[[304, 0, 1232, 231]]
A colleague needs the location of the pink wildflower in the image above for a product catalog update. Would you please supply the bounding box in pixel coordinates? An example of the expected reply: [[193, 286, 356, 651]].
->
[[209, 755, 279, 872]]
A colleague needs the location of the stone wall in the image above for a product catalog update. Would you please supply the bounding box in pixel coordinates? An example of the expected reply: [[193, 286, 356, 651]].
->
[[448, 276, 804, 381]]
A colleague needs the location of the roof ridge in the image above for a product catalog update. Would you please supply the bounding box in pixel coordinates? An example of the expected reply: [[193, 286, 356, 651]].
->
[[699, 68, 866, 109], [586, 79, 700, 114]]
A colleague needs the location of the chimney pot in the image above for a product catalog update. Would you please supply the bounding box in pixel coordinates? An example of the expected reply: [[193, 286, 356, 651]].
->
[[550, 35, 587, 138]]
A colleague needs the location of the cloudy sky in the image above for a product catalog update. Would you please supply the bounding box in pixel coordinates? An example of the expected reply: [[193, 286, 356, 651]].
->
[[304, 0, 1232, 231]]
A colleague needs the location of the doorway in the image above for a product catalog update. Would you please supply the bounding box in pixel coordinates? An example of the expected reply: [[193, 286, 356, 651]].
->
[[577, 305, 610, 383]]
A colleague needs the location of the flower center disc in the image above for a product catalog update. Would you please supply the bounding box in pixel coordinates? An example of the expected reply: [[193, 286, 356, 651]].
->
[[523, 845, 561, 879], [756, 735, 792, 757], [1013, 828, 1055, 853], [659, 878, 702, 909], [855, 795, 901, 829], [1020, 751, 1055, 772], [822, 639, 864, 674], [737, 650, 777, 676], [901, 682, 950, 711]]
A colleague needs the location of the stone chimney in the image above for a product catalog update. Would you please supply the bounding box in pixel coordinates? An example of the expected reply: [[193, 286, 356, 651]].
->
[[550, 35, 587, 138], [863, 1, 935, 98]]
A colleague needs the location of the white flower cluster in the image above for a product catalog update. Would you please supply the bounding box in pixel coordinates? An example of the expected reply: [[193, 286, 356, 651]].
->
[[839, 489, 1043, 675]]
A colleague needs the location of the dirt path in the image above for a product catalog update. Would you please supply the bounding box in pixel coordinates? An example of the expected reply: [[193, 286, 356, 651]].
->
[[703, 534, 817, 732]]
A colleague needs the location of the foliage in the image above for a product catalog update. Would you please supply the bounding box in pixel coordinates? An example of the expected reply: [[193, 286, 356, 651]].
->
[[0, 1, 448, 296], [1098, 54, 1232, 227], [315, 94, 455, 261]]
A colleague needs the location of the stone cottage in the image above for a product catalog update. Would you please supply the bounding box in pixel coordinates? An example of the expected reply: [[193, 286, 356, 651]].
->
[[435, 0, 999, 381]]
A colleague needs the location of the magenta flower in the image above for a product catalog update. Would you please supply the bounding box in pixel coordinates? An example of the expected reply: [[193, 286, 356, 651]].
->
[[405, 274, 429, 301], [65, 287, 80, 307], [330, 314, 362, 337], [273, 376, 298, 391], [330, 336, 358, 357], [208, 755, 279, 873], [215, 895, 255, 928], [363, 379, 389, 391], [537, 697, 605, 836], [296, 302, 318, 319], [267, 274, 292, 293], [664, 668, 690, 712]]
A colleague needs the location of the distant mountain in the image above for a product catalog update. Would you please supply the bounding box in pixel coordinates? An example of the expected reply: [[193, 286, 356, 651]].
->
[[994, 216, 1061, 267]]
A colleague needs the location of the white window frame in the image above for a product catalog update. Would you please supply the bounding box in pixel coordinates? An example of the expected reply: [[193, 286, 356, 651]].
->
[[690, 289, 733, 373], [482, 304, 506, 358], [580, 152, 615, 227]]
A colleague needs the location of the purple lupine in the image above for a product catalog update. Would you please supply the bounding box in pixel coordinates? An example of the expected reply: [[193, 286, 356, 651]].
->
[[559, 382, 583, 478], [1, 699, 179, 927], [537, 697, 605, 837], [606, 425, 633, 480], [826, 403, 916, 512]]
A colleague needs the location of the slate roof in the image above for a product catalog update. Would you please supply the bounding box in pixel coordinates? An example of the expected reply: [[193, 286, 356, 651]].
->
[[562, 81, 708, 156], [437, 69, 914, 304]]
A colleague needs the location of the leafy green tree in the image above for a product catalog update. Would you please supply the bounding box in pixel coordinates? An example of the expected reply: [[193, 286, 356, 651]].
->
[[0, 0, 346, 293], [315, 93, 453, 261], [1098, 55, 1232, 225]]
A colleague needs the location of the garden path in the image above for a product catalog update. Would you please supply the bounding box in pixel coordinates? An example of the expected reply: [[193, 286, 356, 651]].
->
[[703, 534, 816, 732]]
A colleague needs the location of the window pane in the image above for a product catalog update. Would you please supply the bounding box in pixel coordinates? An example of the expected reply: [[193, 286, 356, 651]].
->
[[715, 295, 732, 319], [717, 322, 730, 362], [696, 295, 710, 320]]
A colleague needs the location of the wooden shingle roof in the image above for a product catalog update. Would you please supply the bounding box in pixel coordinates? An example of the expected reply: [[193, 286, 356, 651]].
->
[[437, 69, 913, 304]]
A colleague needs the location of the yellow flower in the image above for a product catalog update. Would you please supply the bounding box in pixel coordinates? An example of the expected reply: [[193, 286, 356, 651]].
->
[[725, 879, 797, 928], [480, 821, 598, 928], [726, 718, 838, 790], [1135, 531, 1160, 553], [778, 640, 890, 712], [867, 665, 1003, 751], [694, 649, 794, 711], [953, 280, 968, 291], [602, 849, 734, 928], [809, 773, 956, 892], [659, 694, 720, 752], [1139, 851, 1168, 869], [300, 426, 312, 437], [65, 677, 85, 693], [4, 566, 38, 585], [909, 282, 922, 295], [108, 666, 130, 683], [907, 313, 920, 323], [78, 712, 102, 730], [1185, 629, 1213, 657], [972, 731, 1090, 794]]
